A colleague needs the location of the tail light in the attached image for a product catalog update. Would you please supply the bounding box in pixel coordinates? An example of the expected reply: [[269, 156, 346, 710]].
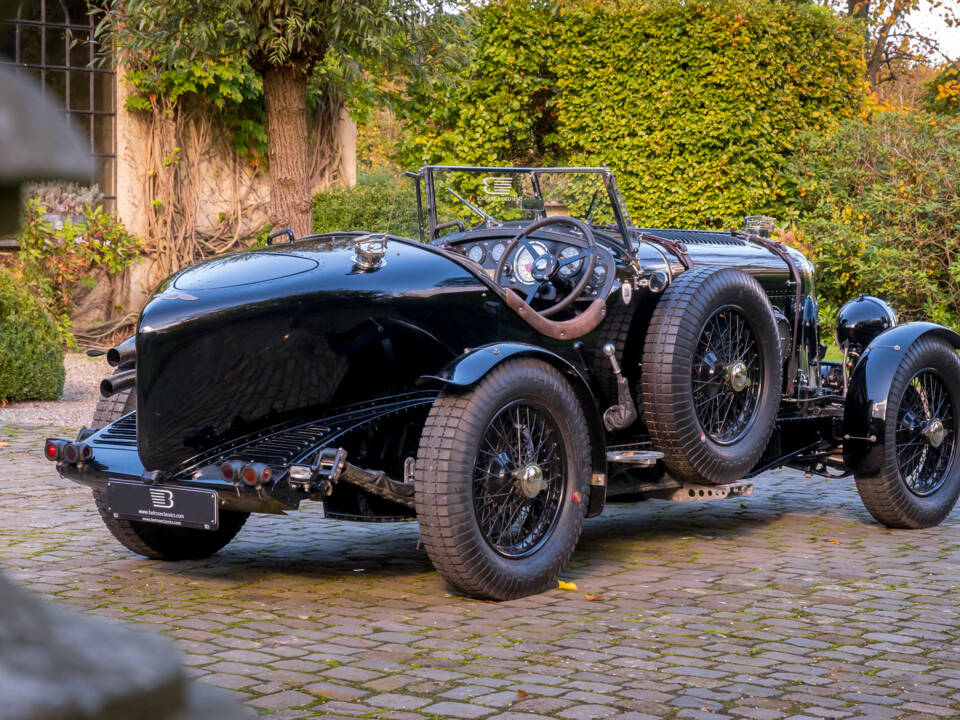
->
[[61, 443, 92, 464], [44, 438, 67, 461], [220, 459, 244, 484], [240, 462, 272, 487]]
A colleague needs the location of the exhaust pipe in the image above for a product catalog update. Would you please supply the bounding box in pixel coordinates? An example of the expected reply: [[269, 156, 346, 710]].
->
[[100, 368, 136, 397], [106, 336, 136, 368]]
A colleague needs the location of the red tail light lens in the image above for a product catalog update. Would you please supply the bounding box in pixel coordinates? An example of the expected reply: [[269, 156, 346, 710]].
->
[[241, 465, 258, 486], [44, 439, 66, 461], [239, 463, 271, 487], [63, 443, 79, 464]]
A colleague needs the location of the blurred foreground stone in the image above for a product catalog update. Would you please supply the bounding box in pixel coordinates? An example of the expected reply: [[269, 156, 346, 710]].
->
[[0, 572, 255, 720]]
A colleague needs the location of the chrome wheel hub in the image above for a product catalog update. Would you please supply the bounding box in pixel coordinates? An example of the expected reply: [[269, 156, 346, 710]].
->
[[517, 464, 546, 498], [726, 361, 750, 393], [923, 418, 946, 448]]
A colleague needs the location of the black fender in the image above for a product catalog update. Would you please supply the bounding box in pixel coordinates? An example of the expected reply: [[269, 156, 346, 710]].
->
[[420, 342, 608, 517], [843, 322, 960, 474]]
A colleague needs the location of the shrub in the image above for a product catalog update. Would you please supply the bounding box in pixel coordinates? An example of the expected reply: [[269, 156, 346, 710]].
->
[[400, 0, 866, 227], [0, 266, 65, 402], [784, 112, 960, 329], [312, 169, 421, 239], [17, 199, 142, 342], [921, 63, 960, 116]]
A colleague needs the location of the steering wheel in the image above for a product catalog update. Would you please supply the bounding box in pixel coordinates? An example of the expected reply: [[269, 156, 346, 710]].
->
[[493, 216, 603, 318]]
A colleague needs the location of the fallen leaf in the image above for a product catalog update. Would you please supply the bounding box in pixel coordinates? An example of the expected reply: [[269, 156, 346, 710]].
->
[[585, 593, 605, 601], [557, 580, 578, 591], [825, 539, 840, 544], [516, 689, 528, 699]]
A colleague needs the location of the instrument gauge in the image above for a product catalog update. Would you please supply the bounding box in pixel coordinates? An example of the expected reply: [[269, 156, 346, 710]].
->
[[558, 247, 584, 277], [591, 264, 607, 286], [467, 245, 486, 264], [514, 241, 550, 284], [491, 242, 506, 262]]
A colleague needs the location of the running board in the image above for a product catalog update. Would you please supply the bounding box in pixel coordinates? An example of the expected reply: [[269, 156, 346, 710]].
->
[[606, 449, 664, 466], [649, 481, 753, 502]]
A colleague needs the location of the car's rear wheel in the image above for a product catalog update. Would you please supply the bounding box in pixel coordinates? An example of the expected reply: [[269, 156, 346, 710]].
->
[[641, 266, 782, 484], [416, 358, 590, 600], [855, 336, 960, 528], [89, 371, 249, 560]]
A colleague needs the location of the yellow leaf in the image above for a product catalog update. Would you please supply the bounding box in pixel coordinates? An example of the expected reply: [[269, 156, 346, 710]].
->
[[557, 580, 578, 591]]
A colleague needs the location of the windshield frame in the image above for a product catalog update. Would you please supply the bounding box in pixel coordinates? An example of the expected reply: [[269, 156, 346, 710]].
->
[[411, 165, 635, 252]]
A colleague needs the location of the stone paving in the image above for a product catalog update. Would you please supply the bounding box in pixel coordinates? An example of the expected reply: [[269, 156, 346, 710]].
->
[[3, 422, 960, 719]]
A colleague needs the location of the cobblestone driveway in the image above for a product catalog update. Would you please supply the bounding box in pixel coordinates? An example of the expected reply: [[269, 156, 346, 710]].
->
[[3, 422, 960, 720]]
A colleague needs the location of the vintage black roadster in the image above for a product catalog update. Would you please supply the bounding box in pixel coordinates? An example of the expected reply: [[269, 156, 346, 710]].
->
[[45, 165, 960, 600]]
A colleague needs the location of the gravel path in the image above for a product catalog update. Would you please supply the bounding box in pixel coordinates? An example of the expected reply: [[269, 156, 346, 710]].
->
[[0, 353, 104, 430]]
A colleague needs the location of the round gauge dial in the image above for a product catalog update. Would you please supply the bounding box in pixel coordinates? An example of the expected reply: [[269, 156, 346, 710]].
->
[[591, 264, 607, 286], [514, 241, 550, 284], [467, 245, 485, 264], [491, 242, 506, 262], [558, 246, 584, 277]]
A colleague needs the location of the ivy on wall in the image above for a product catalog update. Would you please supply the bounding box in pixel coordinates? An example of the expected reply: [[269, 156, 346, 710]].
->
[[400, 0, 867, 228]]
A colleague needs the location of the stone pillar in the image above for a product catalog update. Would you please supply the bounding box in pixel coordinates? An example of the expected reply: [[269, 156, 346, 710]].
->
[[338, 106, 358, 188], [114, 65, 152, 240]]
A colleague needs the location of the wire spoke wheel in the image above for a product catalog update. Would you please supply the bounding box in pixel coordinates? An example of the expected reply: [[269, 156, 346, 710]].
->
[[896, 368, 956, 496], [691, 305, 763, 445], [472, 401, 566, 558]]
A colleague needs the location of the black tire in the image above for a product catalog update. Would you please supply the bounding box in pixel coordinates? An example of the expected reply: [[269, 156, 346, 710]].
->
[[416, 358, 591, 600], [93, 491, 249, 560], [641, 266, 782, 485], [89, 370, 249, 559], [855, 336, 960, 529], [91, 385, 136, 428]]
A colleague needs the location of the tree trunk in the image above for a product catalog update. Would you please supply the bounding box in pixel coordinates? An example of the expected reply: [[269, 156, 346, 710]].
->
[[262, 66, 312, 237]]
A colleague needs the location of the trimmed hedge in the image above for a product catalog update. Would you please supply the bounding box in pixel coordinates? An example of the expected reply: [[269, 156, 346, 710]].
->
[[784, 112, 960, 329], [312, 169, 420, 239], [0, 266, 65, 402], [400, 0, 866, 227]]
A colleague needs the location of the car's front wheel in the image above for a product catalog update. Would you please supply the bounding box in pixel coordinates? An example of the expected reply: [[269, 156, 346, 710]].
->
[[855, 336, 960, 528], [416, 359, 590, 600]]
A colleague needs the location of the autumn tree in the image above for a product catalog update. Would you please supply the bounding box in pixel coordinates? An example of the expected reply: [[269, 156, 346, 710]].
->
[[100, 0, 460, 236], [828, 0, 960, 87]]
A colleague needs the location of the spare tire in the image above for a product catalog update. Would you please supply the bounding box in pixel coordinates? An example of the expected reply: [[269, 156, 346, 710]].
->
[[641, 266, 782, 484]]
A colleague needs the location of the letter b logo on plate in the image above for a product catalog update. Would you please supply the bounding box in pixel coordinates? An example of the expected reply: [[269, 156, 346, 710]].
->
[[149, 489, 174, 509]]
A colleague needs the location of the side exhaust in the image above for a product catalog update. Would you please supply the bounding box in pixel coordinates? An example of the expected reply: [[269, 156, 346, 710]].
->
[[100, 368, 136, 397], [106, 336, 136, 368]]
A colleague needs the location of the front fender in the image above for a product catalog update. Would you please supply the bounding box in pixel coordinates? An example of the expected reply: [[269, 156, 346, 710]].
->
[[843, 322, 960, 474], [419, 342, 608, 517]]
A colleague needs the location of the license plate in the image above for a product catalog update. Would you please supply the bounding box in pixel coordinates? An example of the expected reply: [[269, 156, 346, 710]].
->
[[106, 481, 219, 531]]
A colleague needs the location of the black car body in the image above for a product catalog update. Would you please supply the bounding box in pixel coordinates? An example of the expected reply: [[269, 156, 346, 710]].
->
[[47, 165, 960, 599]]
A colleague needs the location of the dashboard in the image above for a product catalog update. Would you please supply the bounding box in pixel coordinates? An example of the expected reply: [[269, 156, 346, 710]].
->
[[443, 230, 616, 301]]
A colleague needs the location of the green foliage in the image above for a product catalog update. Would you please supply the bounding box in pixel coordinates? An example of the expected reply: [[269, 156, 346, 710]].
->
[[0, 266, 65, 402], [783, 112, 960, 330], [921, 63, 960, 116], [312, 170, 420, 239], [101, 0, 467, 162], [124, 58, 269, 161], [16, 199, 142, 344], [400, 0, 866, 228]]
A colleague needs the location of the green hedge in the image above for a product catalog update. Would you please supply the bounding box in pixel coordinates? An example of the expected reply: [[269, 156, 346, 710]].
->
[[784, 112, 960, 329], [399, 0, 866, 227], [313, 169, 420, 239], [0, 266, 65, 402]]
